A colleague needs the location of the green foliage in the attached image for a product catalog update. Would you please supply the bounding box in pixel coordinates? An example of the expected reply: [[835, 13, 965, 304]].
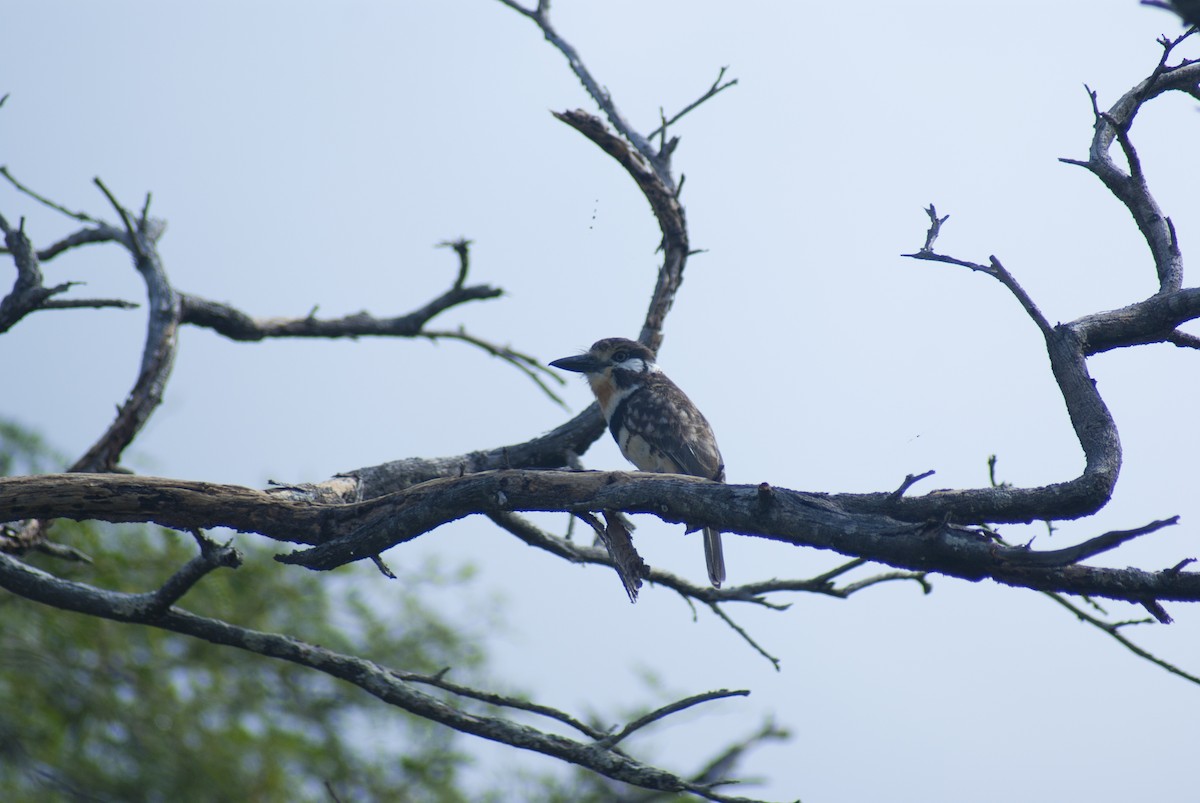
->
[[0, 418, 60, 475], [0, 421, 489, 802]]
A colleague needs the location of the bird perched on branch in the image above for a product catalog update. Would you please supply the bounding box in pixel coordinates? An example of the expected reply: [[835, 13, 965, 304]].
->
[[550, 337, 726, 587]]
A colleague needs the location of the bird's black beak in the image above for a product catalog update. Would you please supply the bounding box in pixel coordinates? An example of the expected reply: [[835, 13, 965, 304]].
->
[[549, 353, 603, 374]]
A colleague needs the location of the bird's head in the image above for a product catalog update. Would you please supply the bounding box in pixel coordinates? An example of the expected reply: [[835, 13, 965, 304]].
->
[[550, 337, 658, 379], [550, 337, 659, 412]]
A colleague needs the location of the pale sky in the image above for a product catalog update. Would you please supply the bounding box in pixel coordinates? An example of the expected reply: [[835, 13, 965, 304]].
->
[[3, 2, 1199, 801]]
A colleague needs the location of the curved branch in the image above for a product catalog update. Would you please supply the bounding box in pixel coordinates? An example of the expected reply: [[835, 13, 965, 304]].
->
[[597, 689, 749, 750], [897, 244, 1122, 523], [551, 110, 688, 355], [70, 183, 179, 473], [500, 0, 701, 356], [35, 226, 121, 261], [1060, 55, 1200, 292], [497, 1, 660, 173], [0, 551, 762, 803], [496, 3, 719, 468], [885, 49, 1200, 527]]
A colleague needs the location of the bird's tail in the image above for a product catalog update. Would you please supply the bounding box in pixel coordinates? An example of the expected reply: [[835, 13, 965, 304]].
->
[[703, 527, 725, 588]]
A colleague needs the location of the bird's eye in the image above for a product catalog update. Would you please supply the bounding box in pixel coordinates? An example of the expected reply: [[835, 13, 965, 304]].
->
[[612, 350, 628, 363]]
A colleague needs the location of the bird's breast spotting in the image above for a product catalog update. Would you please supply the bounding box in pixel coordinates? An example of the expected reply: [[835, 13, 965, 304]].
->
[[615, 424, 679, 474]]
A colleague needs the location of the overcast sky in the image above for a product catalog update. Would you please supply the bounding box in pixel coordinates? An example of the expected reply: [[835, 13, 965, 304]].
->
[[3, 2, 1200, 801]]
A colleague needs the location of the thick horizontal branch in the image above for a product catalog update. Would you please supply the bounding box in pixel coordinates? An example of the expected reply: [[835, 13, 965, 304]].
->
[[1072, 287, 1200, 354], [0, 473, 346, 544], [6, 471, 1194, 605], [271, 403, 605, 504], [270, 472, 1187, 606]]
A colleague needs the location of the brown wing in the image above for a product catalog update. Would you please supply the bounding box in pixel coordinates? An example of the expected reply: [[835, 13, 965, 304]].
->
[[617, 374, 724, 481]]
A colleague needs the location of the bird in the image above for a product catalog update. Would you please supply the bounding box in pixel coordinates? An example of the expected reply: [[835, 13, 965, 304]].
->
[[550, 337, 726, 587]]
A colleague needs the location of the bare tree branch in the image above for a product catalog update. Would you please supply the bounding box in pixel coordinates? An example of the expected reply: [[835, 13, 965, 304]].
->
[[4, 8, 1200, 797], [596, 689, 750, 750], [0, 214, 74, 333], [1069, 287, 1200, 355], [178, 289, 503, 341], [33, 226, 121, 260], [5, 470, 1196, 609], [998, 517, 1179, 567], [175, 242, 565, 404], [145, 535, 243, 615], [0, 165, 97, 223], [1044, 591, 1200, 686], [888, 470, 936, 501], [552, 109, 689, 354], [0, 212, 138, 330], [0, 549, 768, 803], [40, 297, 138, 311], [706, 602, 781, 671], [395, 666, 610, 742], [897, 218, 1121, 525], [647, 66, 739, 142], [906, 249, 1054, 338], [497, 1, 662, 174], [69, 181, 179, 474], [489, 511, 929, 614], [419, 328, 567, 408], [499, 0, 706, 357], [177, 242, 503, 341], [437, 237, 472, 290], [1058, 55, 1200, 293], [1166, 329, 1200, 349]]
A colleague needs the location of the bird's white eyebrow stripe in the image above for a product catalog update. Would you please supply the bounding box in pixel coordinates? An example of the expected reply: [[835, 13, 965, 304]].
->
[[616, 357, 659, 373]]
